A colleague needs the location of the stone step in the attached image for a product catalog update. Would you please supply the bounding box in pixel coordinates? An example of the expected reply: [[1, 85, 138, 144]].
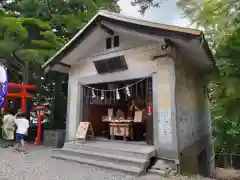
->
[[52, 153, 143, 175], [54, 141, 157, 175], [54, 147, 148, 169], [65, 141, 156, 154], [64, 142, 155, 159], [148, 169, 178, 177]]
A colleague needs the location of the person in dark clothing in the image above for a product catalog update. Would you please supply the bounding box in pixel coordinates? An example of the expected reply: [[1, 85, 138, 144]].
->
[[129, 97, 146, 141]]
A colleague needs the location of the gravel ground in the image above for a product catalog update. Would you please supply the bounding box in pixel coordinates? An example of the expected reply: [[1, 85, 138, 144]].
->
[[0, 145, 215, 180]]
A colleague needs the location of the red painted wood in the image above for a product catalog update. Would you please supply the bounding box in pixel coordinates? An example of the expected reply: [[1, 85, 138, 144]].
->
[[8, 83, 36, 89], [33, 106, 48, 145], [36, 114, 44, 145], [7, 93, 33, 98], [4, 82, 36, 113], [32, 106, 48, 111]]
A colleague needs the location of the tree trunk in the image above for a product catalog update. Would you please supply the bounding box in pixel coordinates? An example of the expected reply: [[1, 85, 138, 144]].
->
[[22, 62, 29, 84], [22, 62, 30, 118], [223, 154, 233, 168], [229, 154, 232, 167], [224, 155, 229, 168]]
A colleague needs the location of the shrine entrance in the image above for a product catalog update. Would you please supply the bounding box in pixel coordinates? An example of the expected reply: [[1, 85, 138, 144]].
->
[[3, 83, 36, 113], [81, 77, 154, 145]]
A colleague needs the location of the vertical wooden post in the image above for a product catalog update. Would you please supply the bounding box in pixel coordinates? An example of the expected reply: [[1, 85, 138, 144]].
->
[[36, 112, 42, 145], [146, 77, 153, 145], [21, 88, 26, 113]]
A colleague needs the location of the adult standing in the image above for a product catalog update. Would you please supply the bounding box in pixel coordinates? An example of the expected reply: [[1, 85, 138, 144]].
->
[[1, 110, 16, 148]]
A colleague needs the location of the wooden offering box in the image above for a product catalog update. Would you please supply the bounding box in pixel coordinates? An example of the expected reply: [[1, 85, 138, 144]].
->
[[109, 122, 133, 141]]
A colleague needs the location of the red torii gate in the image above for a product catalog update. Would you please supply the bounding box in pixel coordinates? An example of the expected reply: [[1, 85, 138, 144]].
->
[[4, 83, 36, 113]]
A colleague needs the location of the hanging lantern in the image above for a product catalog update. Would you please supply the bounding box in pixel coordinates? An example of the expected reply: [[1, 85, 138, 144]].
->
[[116, 89, 120, 100], [125, 86, 131, 97], [101, 91, 104, 100], [92, 89, 96, 98]]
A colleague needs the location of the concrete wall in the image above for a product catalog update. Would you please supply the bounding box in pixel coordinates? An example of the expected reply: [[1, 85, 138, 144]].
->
[[154, 56, 178, 160], [77, 32, 155, 60], [65, 33, 161, 141], [65, 37, 165, 141], [70, 44, 159, 78], [64, 32, 180, 162], [175, 52, 213, 175]]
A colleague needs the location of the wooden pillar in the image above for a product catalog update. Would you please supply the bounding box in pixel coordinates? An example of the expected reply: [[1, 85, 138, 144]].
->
[[66, 82, 82, 141], [146, 77, 154, 145], [21, 97, 26, 113], [52, 72, 66, 129], [21, 88, 27, 113]]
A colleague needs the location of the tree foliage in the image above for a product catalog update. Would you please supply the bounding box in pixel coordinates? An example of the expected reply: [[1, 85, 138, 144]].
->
[[177, 0, 240, 48], [177, 0, 240, 154], [2, 0, 120, 39], [130, 0, 161, 14], [0, 0, 120, 81], [0, 8, 64, 84]]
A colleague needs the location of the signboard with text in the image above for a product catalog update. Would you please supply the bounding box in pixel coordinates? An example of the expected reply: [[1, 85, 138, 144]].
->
[[75, 122, 95, 140]]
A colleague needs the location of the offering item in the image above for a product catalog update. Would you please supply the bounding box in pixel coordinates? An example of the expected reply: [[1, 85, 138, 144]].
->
[[108, 108, 113, 121], [134, 110, 143, 123], [109, 123, 133, 141], [116, 109, 125, 120]]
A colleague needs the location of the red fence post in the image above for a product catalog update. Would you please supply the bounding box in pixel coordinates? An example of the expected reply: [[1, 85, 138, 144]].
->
[[36, 114, 43, 145], [33, 106, 48, 146]]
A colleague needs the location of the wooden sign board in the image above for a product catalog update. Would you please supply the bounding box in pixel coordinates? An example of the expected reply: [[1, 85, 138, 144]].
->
[[134, 110, 143, 123], [76, 122, 94, 140], [108, 108, 113, 118]]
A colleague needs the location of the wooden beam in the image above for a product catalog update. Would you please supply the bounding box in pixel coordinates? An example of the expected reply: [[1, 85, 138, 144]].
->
[[44, 65, 51, 74], [7, 93, 33, 98], [59, 62, 71, 68], [51, 64, 70, 74], [100, 24, 114, 35], [8, 83, 36, 89]]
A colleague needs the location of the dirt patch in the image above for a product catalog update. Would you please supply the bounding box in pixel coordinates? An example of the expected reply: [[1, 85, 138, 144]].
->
[[215, 168, 240, 180]]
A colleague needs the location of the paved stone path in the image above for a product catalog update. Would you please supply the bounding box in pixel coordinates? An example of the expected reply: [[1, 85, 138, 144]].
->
[[0, 145, 214, 180]]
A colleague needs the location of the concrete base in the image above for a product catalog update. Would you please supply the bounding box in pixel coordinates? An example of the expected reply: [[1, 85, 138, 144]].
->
[[43, 130, 65, 148], [52, 140, 157, 175], [149, 159, 177, 177]]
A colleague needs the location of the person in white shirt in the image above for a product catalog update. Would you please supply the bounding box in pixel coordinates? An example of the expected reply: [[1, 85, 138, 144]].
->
[[1, 110, 16, 148], [14, 112, 29, 153]]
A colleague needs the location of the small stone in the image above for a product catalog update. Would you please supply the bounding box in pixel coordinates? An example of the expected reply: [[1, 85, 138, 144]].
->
[[169, 170, 177, 176], [149, 169, 168, 177]]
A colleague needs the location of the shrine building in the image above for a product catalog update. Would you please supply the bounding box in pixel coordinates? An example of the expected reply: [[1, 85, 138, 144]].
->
[[42, 11, 216, 177]]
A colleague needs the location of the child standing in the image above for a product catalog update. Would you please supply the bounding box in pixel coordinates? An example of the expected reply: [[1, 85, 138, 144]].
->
[[14, 112, 29, 153]]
